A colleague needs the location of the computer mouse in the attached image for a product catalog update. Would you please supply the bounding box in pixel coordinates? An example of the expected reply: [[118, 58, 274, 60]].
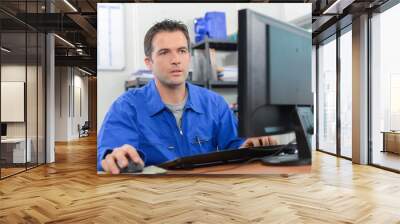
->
[[119, 159, 144, 173]]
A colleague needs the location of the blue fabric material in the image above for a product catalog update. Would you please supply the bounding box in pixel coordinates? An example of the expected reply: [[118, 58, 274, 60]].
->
[[97, 79, 244, 171]]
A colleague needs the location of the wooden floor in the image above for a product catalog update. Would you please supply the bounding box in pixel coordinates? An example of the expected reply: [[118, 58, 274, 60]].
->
[[1, 135, 400, 223], [1, 163, 45, 178], [372, 150, 400, 171], [1, 167, 26, 178]]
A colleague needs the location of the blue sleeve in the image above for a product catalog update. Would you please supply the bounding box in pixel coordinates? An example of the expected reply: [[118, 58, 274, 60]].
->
[[215, 96, 245, 150], [97, 95, 146, 171]]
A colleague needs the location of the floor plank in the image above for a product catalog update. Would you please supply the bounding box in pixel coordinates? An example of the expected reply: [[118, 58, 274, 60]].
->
[[372, 151, 400, 171], [0, 135, 400, 223]]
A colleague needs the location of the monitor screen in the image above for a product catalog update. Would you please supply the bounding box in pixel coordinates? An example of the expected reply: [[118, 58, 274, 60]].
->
[[238, 9, 312, 138]]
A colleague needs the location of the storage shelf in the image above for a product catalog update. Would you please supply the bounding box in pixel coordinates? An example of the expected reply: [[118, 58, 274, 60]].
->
[[209, 80, 237, 88], [125, 79, 208, 90], [192, 39, 237, 51]]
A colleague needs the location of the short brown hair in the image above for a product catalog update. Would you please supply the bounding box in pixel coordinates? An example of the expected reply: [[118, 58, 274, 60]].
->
[[144, 19, 190, 58]]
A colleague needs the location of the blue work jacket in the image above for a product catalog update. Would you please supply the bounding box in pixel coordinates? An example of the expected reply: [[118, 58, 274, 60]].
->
[[97, 79, 244, 170]]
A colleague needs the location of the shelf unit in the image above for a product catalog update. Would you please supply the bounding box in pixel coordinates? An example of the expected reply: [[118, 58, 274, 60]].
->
[[192, 37, 238, 89], [125, 78, 150, 90], [125, 78, 207, 90], [192, 39, 237, 51], [125, 38, 238, 91], [209, 80, 238, 90]]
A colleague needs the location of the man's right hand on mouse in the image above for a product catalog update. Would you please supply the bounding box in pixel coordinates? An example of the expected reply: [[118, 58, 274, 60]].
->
[[101, 144, 144, 174]]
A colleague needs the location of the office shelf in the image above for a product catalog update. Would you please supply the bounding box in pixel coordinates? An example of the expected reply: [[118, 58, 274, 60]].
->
[[190, 80, 207, 87], [191, 36, 238, 92], [125, 78, 207, 90], [125, 79, 236, 90], [126, 38, 238, 95], [192, 39, 237, 51], [209, 80, 237, 88], [125, 78, 150, 90]]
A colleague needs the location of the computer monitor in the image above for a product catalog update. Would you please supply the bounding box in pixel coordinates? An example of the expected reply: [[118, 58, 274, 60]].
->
[[1, 123, 7, 138], [238, 9, 313, 165]]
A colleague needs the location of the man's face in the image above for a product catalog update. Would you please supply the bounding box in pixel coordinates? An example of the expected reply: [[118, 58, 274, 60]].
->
[[145, 31, 191, 87]]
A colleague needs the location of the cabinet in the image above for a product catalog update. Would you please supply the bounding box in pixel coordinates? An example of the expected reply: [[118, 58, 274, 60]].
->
[[191, 37, 238, 90], [1, 138, 32, 166], [125, 74, 206, 90], [125, 37, 239, 106], [382, 131, 400, 154]]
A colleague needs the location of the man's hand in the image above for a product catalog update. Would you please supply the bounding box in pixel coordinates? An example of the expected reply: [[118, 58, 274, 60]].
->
[[101, 144, 144, 174], [240, 136, 278, 148]]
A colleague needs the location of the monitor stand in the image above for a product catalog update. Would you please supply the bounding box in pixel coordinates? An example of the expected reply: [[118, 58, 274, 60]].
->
[[260, 153, 311, 166], [261, 106, 313, 166]]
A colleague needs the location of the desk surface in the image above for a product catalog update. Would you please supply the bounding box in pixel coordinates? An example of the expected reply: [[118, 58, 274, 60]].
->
[[98, 161, 311, 175], [166, 161, 310, 175], [381, 131, 400, 134]]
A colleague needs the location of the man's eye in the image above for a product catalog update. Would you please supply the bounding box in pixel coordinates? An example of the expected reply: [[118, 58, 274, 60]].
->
[[159, 51, 167, 55], [179, 49, 187, 54]]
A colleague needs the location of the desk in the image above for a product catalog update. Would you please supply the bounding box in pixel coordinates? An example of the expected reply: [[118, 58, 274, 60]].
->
[[1, 138, 31, 163], [381, 131, 400, 154], [165, 161, 310, 175], [98, 161, 311, 175]]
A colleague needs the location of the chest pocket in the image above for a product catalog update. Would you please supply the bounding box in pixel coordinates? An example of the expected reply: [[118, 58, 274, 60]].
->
[[188, 133, 215, 155], [138, 136, 177, 165]]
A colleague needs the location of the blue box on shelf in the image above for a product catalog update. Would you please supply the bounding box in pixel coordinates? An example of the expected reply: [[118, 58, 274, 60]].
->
[[194, 17, 207, 43], [194, 11, 227, 43], [205, 12, 227, 41]]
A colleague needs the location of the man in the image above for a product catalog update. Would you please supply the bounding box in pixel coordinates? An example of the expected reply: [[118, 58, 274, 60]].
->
[[98, 19, 277, 173]]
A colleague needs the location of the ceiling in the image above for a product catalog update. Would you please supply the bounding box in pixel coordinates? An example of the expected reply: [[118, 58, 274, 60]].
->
[[0, 0, 394, 75]]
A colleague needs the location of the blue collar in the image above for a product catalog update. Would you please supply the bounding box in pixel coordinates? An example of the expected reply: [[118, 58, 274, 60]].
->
[[146, 79, 204, 116]]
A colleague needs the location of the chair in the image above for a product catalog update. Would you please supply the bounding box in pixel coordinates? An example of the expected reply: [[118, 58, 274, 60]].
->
[[78, 121, 90, 138]]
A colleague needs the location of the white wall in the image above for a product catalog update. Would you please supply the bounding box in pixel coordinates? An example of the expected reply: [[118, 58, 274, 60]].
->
[[129, 3, 310, 71], [73, 73, 89, 138], [1, 65, 32, 137], [55, 67, 89, 141], [55, 67, 68, 141], [97, 3, 311, 130], [97, 4, 137, 132], [1, 63, 46, 163]]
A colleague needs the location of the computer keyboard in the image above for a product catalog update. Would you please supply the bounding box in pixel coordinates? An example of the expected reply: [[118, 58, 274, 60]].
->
[[158, 144, 298, 170]]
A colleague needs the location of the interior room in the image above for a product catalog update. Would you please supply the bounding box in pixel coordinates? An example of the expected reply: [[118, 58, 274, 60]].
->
[[0, 0, 399, 223]]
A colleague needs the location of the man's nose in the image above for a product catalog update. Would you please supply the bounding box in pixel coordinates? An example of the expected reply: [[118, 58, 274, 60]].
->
[[170, 52, 181, 64]]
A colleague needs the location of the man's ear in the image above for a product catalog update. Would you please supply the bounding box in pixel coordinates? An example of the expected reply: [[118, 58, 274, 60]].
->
[[144, 57, 152, 70]]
